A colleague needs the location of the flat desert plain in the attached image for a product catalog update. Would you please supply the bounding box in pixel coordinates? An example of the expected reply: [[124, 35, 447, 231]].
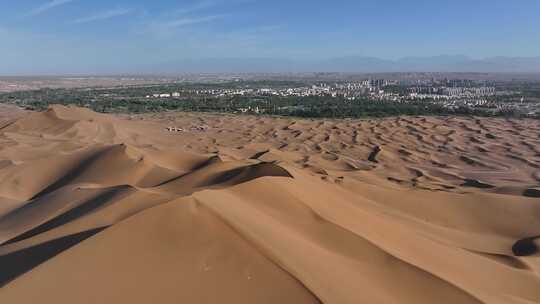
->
[[1, 105, 540, 304]]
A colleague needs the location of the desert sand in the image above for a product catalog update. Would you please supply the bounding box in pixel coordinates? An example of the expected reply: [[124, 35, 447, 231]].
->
[[0, 105, 539, 303]]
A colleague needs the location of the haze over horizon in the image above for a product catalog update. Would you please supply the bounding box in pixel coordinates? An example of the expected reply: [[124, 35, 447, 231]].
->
[[1, 0, 540, 74]]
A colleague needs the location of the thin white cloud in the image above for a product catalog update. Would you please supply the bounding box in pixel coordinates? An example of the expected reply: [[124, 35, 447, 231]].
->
[[24, 0, 75, 17], [141, 0, 253, 38], [73, 8, 134, 24], [162, 15, 225, 29], [171, 0, 255, 16], [141, 14, 227, 39]]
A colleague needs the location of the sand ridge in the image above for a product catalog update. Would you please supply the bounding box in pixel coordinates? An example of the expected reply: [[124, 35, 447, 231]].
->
[[0, 105, 539, 303]]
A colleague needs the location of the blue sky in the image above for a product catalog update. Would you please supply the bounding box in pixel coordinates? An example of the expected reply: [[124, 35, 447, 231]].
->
[[1, 0, 539, 74]]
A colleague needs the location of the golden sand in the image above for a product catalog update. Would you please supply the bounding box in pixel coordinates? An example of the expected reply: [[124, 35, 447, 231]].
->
[[1, 105, 539, 303]]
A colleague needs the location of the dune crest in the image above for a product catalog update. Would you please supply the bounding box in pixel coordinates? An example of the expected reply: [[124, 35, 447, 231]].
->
[[1, 106, 539, 304]]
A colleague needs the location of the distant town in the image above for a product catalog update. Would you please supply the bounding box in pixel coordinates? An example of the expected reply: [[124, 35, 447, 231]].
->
[[1, 73, 539, 118]]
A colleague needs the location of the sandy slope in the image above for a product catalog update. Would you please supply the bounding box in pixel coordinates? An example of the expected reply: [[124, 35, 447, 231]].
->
[[0, 105, 539, 303]]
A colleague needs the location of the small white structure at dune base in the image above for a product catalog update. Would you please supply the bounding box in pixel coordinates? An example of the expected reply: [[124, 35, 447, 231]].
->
[[166, 126, 184, 133], [166, 125, 209, 133]]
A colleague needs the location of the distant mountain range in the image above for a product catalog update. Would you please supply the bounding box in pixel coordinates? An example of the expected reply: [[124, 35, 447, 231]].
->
[[150, 56, 540, 73]]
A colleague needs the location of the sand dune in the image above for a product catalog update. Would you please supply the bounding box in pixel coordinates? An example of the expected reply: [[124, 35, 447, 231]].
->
[[1, 105, 540, 303]]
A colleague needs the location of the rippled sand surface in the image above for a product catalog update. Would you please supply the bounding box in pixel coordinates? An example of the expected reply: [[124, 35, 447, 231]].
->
[[1, 105, 539, 304]]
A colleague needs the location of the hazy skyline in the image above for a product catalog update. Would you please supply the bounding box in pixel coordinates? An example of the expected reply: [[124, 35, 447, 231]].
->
[[1, 0, 540, 74]]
